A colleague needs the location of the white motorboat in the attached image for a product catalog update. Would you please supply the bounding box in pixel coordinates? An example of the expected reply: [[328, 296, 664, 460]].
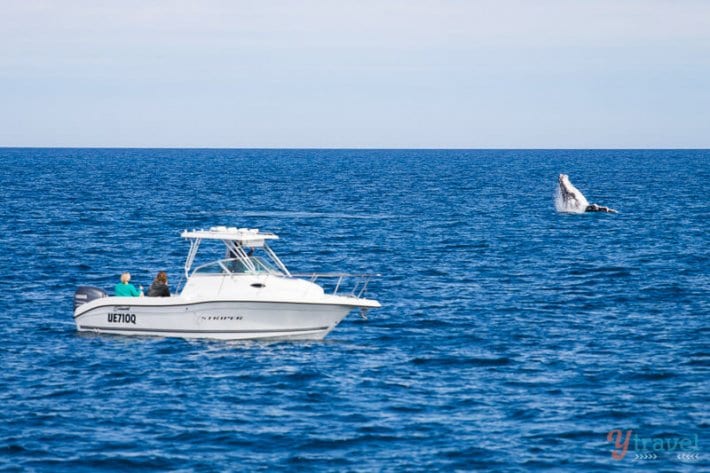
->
[[73, 226, 380, 340]]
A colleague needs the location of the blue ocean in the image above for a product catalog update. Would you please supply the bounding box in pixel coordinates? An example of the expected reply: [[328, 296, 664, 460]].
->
[[0, 149, 707, 472]]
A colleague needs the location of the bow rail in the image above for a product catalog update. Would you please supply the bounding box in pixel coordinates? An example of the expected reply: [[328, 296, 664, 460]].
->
[[289, 273, 380, 298]]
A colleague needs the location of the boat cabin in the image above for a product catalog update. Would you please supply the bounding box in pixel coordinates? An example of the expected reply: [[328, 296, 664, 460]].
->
[[181, 226, 291, 278]]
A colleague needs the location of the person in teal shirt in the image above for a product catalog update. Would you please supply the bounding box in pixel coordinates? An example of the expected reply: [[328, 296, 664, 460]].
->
[[115, 272, 142, 297]]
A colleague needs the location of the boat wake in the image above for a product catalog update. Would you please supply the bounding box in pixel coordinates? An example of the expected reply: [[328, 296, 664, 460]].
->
[[235, 210, 397, 220]]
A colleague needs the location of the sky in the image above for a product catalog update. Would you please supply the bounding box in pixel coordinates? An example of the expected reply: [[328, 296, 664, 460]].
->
[[1, 0, 709, 148]]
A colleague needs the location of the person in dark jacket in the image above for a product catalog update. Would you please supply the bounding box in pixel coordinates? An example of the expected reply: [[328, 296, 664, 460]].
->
[[147, 271, 170, 297]]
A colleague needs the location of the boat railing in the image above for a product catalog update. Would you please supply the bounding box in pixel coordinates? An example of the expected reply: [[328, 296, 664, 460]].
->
[[290, 273, 380, 298]]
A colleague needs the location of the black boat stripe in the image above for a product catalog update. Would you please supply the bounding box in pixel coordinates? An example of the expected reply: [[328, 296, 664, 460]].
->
[[74, 299, 363, 318], [78, 325, 330, 334]]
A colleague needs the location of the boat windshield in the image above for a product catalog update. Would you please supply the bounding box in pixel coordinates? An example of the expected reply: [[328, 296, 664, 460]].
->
[[192, 256, 283, 276]]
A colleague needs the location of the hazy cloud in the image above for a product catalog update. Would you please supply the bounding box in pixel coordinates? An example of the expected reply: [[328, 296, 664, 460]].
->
[[1, 0, 709, 147]]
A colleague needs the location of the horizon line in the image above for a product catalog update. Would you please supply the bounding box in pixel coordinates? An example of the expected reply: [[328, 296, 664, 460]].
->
[[1, 146, 709, 151]]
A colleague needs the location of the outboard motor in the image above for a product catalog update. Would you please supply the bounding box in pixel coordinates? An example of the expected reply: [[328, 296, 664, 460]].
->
[[74, 286, 108, 311]]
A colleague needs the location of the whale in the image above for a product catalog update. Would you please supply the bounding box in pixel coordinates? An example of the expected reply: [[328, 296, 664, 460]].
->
[[556, 174, 617, 214]]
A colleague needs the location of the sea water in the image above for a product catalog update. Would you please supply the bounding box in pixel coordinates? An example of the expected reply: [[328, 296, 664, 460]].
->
[[0, 149, 707, 471]]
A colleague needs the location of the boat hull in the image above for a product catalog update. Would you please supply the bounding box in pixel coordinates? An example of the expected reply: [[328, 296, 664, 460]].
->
[[74, 299, 357, 340]]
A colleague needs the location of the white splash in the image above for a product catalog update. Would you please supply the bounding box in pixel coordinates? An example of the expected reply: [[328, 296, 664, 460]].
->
[[555, 174, 589, 213]]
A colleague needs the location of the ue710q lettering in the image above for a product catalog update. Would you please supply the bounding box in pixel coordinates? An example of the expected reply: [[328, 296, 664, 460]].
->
[[107, 313, 136, 324]]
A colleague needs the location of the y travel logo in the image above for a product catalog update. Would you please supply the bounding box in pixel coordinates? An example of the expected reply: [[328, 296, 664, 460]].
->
[[607, 429, 701, 463]]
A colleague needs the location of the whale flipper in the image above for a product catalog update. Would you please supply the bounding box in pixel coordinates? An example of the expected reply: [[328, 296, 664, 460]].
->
[[585, 204, 618, 213]]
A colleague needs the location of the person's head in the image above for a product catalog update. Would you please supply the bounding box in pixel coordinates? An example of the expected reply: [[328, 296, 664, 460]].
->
[[155, 271, 168, 284], [120, 272, 131, 284]]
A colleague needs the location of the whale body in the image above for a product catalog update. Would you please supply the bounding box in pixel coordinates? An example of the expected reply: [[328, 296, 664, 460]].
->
[[556, 174, 617, 214]]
